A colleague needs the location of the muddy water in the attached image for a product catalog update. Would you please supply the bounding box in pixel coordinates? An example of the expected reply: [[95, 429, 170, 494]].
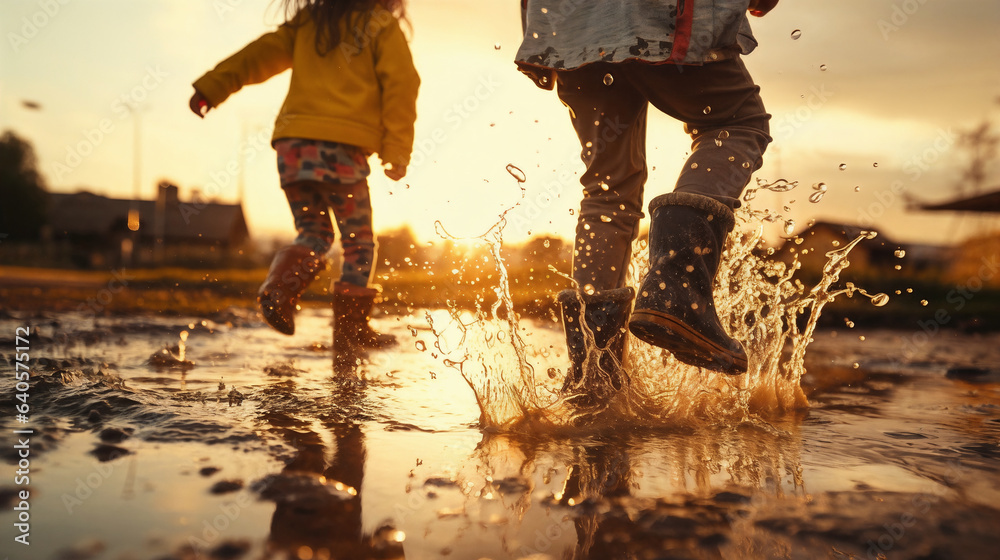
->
[[1, 306, 999, 560]]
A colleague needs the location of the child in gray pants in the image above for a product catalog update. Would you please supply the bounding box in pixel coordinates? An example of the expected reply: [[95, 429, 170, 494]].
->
[[516, 0, 777, 395]]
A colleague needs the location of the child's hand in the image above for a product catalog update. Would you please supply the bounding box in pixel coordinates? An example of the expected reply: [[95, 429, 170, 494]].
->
[[189, 90, 211, 118], [383, 163, 405, 181], [748, 0, 779, 17]]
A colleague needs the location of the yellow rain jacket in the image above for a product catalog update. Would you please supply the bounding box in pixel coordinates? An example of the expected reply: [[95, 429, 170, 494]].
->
[[193, 8, 419, 171]]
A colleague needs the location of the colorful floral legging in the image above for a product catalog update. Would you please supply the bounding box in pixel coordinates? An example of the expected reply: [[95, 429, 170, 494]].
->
[[276, 138, 375, 287], [282, 180, 375, 288]]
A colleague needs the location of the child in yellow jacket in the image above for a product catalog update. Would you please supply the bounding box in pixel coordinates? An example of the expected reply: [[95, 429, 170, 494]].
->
[[190, 0, 419, 348]]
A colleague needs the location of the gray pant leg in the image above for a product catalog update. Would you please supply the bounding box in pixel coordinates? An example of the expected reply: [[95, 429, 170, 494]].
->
[[556, 65, 648, 291]]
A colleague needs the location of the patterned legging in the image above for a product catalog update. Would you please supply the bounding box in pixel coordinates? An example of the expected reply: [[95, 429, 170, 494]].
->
[[283, 180, 375, 287]]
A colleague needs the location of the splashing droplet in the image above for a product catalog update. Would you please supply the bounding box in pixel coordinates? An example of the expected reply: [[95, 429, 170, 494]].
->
[[505, 163, 526, 183], [791, 29, 802, 40], [894, 249, 906, 258], [603, 73, 614, 86], [808, 191, 825, 203], [703, 106, 712, 114], [870, 293, 890, 307], [582, 284, 595, 295], [920, 299, 929, 306], [543, 239, 550, 248], [783, 220, 796, 236], [600, 215, 612, 223]]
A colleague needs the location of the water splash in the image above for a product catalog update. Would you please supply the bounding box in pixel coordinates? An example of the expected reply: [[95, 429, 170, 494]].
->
[[427, 174, 886, 430]]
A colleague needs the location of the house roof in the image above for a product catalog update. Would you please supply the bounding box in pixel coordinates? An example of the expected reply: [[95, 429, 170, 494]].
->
[[918, 188, 1000, 213], [48, 191, 249, 244]]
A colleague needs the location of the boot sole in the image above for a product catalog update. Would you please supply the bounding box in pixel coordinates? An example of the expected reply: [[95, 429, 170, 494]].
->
[[628, 310, 747, 374], [258, 294, 295, 336]]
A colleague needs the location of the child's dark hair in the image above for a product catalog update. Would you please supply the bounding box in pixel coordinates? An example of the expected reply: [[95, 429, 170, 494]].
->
[[281, 0, 406, 56]]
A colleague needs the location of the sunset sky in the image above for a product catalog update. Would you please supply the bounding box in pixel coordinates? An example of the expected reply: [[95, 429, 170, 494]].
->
[[2, 0, 999, 248]]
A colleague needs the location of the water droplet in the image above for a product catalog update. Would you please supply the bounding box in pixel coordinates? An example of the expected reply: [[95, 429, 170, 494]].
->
[[791, 29, 802, 40], [494, 42, 501, 50], [742, 161, 751, 169], [543, 239, 550, 248], [600, 215, 612, 222], [854, 185, 861, 192], [415, 340, 427, 351], [783, 220, 795, 235], [906, 288, 913, 293], [583, 284, 595, 295], [839, 163, 847, 171], [853, 362, 860, 369], [568, 208, 575, 215], [743, 189, 758, 201], [809, 191, 825, 203], [505, 163, 526, 183], [603, 73, 614, 86], [845, 319, 855, 328], [873, 162, 879, 168], [894, 249, 906, 258], [859, 335, 866, 341], [599, 181, 609, 191], [718, 130, 730, 139], [690, 162, 699, 169], [894, 264, 902, 270], [728, 156, 735, 162], [870, 293, 890, 307], [703, 106, 712, 114], [920, 299, 929, 306], [819, 64, 827, 71], [715, 139, 723, 147]]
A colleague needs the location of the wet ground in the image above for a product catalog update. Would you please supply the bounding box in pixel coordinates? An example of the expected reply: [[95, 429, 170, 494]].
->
[[2, 307, 1000, 560]]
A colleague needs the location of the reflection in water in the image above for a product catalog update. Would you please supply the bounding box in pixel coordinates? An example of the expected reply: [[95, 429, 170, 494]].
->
[[432, 419, 807, 559], [256, 377, 405, 559]]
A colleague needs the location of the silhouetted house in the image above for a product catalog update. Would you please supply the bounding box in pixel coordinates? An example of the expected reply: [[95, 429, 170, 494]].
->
[[918, 188, 1000, 213], [917, 187, 1000, 286], [47, 182, 252, 268], [776, 221, 950, 278]]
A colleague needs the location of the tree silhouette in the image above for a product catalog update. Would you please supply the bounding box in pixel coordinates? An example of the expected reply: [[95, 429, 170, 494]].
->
[[0, 130, 48, 240], [955, 119, 1000, 196]]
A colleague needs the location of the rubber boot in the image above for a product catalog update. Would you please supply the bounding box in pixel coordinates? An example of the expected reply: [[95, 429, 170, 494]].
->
[[628, 192, 747, 374], [559, 287, 635, 398], [332, 282, 397, 354], [258, 245, 326, 335]]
